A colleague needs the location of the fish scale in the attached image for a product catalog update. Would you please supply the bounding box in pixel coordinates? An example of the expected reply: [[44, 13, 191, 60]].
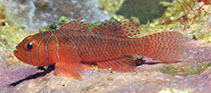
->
[[14, 17, 190, 79]]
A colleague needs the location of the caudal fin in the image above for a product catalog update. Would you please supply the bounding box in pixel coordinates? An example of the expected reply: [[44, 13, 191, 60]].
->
[[140, 31, 191, 62]]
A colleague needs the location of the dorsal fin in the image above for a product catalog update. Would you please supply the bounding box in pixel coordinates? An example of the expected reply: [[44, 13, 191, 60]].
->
[[59, 17, 91, 33], [59, 17, 140, 37], [91, 17, 140, 38]]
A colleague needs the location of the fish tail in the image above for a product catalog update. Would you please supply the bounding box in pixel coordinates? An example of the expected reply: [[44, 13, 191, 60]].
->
[[139, 31, 191, 62]]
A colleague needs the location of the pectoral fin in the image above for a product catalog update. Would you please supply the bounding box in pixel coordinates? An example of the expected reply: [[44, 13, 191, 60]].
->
[[55, 60, 92, 79], [54, 43, 92, 79]]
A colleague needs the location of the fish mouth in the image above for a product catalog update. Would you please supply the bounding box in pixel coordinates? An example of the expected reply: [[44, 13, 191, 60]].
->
[[14, 46, 18, 55], [13, 45, 25, 62], [14, 45, 20, 55], [13, 49, 24, 62], [13, 50, 18, 58], [14, 50, 17, 53], [15, 45, 20, 50]]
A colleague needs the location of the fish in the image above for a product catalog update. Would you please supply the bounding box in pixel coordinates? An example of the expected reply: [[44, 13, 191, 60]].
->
[[14, 18, 190, 79]]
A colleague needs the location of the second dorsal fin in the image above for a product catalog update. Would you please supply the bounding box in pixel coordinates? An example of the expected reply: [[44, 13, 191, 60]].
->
[[91, 17, 140, 38]]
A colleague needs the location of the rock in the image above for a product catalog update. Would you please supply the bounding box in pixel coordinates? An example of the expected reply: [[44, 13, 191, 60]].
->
[[0, 0, 110, 31]]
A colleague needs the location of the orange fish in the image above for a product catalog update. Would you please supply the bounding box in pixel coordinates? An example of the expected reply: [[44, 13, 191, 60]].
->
[[14, 18, 190, 79]]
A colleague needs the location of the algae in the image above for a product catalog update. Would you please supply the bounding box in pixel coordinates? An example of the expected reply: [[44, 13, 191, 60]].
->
[[1, 0, 211, 67], [39, 16, 70, 32], [159, 88, 192, 93], [0, 4, 32, 49], [98, 0, 125, 14], [2, 0, 210, 50], [0, 22, 31, 49], [116, 0, 174, 24], [158, 62, 211, 76], [39, 16, 94, 32], [99, 0, 211, 43], [137, 0, 211, 36]]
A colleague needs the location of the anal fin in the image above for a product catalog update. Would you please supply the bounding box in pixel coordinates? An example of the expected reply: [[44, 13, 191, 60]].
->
[[96, 56, 137, 72]]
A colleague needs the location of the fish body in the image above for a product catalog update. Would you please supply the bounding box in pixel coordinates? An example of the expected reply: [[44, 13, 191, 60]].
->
[[14, 18, 189, 79]]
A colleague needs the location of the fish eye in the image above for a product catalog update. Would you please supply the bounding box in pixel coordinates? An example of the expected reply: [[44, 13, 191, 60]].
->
[[27, 42, 33, 49]]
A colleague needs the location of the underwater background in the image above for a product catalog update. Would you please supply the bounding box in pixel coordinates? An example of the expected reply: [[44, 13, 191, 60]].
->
[[0, 0, 210, 92]]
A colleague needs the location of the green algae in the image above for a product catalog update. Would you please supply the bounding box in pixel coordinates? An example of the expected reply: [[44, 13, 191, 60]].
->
[[34, 0, 211, 43], [158, 63, 211, 76], [0, 21, 31, 49], [98, 0, 124, 15], [160, 0, 211, 43], [137, 0, 210, 37], [2, 0, 210, 50], [99, 0, 211, 43], [39, 16, 70, 32], [159, 88, 192, 93], [116, 0, 173, 24], [98, 0, 141, 27], [0, 0, 210, 69], [39, 16, 95, 33], [0, 4, 31, 49], [197, 33, 211, 43], [39, 16, 126, 33], [190, 29, 211, 43], [161, 0, 196, 22]]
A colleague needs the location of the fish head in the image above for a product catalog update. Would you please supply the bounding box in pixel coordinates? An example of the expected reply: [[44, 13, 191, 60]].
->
[[14, 33, 55, 66]]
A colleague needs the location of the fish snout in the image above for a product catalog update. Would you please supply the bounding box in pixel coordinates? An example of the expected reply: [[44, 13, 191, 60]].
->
[[14, 45, 20, 58], [15, 44, 21, 50], [13, 49, 18, 57], [13, 49, 24, 62]]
